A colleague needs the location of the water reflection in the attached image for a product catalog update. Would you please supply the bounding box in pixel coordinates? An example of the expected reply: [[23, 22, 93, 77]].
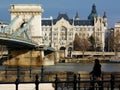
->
[[102, 63, 120, 72], [45, 63, 120, 72]]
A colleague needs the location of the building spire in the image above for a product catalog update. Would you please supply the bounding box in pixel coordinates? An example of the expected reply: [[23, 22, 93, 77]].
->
[[103, 11, 107, 18], [103, 11, 107, 27], [92, 3, 97, 14], [75, 11, 80, 20]]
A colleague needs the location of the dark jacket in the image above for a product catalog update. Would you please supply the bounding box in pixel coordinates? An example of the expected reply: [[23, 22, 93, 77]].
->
[[91, 64, 101, 77]]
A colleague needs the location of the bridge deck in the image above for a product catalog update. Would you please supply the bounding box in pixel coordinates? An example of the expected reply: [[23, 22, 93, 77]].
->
[[0, 33, 38, 49]]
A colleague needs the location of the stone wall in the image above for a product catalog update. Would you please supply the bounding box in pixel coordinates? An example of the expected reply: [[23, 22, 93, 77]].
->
[[3, 50, 43, 67]]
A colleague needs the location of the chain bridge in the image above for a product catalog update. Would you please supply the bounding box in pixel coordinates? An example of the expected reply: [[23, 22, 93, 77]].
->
[[0, 4, 55, 67], [0, 16, 39, 50], [0, 4, 43, 50]]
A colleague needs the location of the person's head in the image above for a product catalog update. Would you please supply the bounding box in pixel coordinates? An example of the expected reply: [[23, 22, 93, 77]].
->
[[94, 59, 100, 64]]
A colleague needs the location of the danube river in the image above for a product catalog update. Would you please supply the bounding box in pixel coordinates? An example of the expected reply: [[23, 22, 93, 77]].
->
[[0, 63, 120, 72], [44, 63, 120, 72]]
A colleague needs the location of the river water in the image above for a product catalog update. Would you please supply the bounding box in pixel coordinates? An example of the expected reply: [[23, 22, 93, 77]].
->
[[44, 63, 120, 72], [0, 63, 119, 90], [0, 63, 120, 72]]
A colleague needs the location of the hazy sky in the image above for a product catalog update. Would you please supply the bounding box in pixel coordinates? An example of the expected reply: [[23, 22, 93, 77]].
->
[[0, 0, 120, 27]]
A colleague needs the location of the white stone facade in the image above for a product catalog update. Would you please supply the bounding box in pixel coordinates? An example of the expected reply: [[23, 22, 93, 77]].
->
[[114, 22, 120, 33], [42, 17, 106, 47], [114, 22, 120, 46], [42, 4, 108, 55], [94, 16, 106, 51], [9, 4, 43, 45]]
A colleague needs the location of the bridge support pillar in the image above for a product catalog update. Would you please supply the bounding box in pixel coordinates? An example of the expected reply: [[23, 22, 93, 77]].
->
[[3, 49, 56, 67], [41, 50, 44, 59], [3, 50, 43, 67], [55, 51, 59, 63]]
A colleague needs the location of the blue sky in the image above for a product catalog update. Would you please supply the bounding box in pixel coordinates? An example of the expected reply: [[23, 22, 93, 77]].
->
[[0, 0, 120, 27]]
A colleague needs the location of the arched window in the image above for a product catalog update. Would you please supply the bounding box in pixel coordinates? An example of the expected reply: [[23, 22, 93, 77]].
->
[[60, 46, 66, 50], [68, 47, 72, 57], [60, 26, 67, 40]]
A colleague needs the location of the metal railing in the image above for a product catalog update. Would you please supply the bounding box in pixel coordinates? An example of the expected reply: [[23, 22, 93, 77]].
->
[[0, 66, 120, 90]]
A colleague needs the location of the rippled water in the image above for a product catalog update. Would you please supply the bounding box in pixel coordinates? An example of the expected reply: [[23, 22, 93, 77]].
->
[[0, 63, 120, 72], [44, 63, 120, 72]]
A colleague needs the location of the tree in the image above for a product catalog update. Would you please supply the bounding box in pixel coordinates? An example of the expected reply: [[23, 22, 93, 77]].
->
[[73, 33, 91, 57], [88, 35, 95, 51], [108, 31, 120, 55], [107, 33, 114, 52], [113, 32, 120, 56], [73, 33, 81, 51]]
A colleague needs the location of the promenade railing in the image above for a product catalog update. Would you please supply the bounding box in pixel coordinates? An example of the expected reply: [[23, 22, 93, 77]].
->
[[0, 66, 120, 90]]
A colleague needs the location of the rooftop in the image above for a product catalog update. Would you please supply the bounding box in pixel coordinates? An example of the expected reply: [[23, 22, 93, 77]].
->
[[42, 13, 94, 26]]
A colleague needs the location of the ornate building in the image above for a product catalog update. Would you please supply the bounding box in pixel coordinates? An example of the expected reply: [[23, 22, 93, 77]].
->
[[42, 4, 108, 56], [114, 22, 120, 33], [114, 22, 120, 52], [0, 20, 8, 32]]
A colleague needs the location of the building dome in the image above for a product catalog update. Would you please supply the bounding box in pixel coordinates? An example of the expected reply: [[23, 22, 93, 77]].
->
[[88, 13, 98, 20], [88, 4, 98, 20]]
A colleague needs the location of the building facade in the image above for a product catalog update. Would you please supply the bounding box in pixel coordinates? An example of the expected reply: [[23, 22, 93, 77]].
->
[[0, 21, 8, 32], [42, 4, 108, 57], [114, 22, 120, 52], [114, 22, 120, 33]]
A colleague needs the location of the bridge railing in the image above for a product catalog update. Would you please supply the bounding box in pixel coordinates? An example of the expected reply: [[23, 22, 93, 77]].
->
[[0, 33, 38, 45], [0, 66, 120, 90]]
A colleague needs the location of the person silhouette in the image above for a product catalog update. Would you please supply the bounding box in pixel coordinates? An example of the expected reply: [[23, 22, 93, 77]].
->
[[89, 59, 102, 90], [90, 59, 101, 78]]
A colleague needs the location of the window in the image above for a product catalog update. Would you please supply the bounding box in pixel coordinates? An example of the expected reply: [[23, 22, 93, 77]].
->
[[61, 26, 67, 40], [54, 28, 58, 31]]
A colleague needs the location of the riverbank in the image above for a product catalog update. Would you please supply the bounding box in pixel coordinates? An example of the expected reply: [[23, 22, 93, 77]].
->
[[60, 57, 111, 63]]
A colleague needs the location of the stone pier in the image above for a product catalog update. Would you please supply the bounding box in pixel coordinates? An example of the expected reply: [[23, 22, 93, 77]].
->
[[3, 50, 43, 67], [3, 49, 57, 67]]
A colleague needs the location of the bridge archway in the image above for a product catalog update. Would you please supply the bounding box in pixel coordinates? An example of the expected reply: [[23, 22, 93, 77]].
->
[[20, 22, 26, 28]]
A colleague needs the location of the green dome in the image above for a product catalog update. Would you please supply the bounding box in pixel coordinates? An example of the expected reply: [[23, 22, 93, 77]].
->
[[88, 4, 98, 20], [88, 13, 98, 20]]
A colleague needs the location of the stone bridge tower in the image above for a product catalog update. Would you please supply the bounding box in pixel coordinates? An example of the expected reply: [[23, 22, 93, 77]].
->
[[9, 4, 43, 45], [3, 4, 56, 67]]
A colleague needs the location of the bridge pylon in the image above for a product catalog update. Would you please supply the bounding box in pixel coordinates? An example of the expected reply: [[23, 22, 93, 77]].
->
[[0, 4, 57, 67], [9, 4, 44, 45]]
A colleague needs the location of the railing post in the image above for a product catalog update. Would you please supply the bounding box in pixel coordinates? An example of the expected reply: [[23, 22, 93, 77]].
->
[[78, 74, 81, 90], [5, 67, 7, 78], [73, 74, 77, 90], [55, 74, 58, 90], [119, 85, 120, 90], [100, 74, 104, 90], [29, 66, 32, 78], [111, 74, 115, 90], [90, 75, 94, 90], [15, 78, 19, 90], [17, 66, 20, 80], [35, 74, 39, 90], [41, 65, 44, 82]]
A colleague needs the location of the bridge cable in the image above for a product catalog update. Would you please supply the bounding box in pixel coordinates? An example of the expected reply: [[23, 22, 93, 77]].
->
[[1, 16, 19, 33], [10, 16, 34, 40]]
